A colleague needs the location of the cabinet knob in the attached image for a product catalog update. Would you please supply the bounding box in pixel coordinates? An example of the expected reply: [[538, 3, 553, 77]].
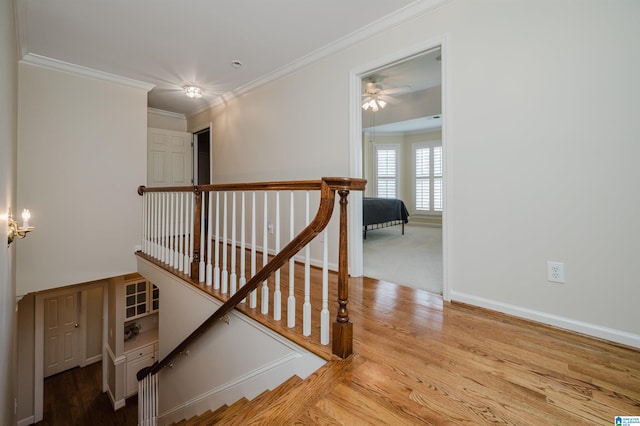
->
[[74, 323, 79, 328]]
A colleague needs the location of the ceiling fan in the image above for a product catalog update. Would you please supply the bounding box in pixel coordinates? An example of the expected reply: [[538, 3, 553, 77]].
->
[[361, 78, 410, 111]]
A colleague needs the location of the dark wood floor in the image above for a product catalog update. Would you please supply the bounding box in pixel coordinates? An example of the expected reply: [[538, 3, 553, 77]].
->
[[36, 361, 137, 426], [38, 255, 640, 425]]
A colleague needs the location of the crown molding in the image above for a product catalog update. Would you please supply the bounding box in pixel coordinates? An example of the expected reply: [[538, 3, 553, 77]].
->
[[188, 0, 453, 118], [147, 108, 186, 120], [20, 53, 155, 92]]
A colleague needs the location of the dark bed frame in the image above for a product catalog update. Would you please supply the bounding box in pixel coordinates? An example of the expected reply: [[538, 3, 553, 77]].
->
[[362, 197, 410, 239]]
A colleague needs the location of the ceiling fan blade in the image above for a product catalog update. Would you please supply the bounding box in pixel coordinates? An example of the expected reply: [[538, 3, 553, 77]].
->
[[379, 86, 411, 96], [378, 95, 400, 104]]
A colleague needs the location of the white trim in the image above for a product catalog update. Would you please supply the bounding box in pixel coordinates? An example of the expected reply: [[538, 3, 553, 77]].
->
[[148, 108, 186, 120], [17, 415, 34, 426], [105, 344, 127, 366], [20, 53, 155, 91], [106, 386, 126, 411], [33, 280, 109, 423], [189, 0, 454, 117], [450, 291, 640, 349], [348, 34, 451, 303]]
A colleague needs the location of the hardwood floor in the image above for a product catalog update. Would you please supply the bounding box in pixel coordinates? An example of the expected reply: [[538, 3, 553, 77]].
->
[[36, 362, 137, 426], [236, 277, 640, 425], [40, 254, 640, 424]]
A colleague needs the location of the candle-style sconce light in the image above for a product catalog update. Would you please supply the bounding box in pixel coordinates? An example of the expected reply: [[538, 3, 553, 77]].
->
[[7, 208, 35, 246]]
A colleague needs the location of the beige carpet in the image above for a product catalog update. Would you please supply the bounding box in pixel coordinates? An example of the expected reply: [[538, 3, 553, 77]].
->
[[363, 222, 443, 294]]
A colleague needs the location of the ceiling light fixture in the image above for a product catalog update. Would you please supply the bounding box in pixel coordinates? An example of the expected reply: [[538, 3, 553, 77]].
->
[[361, 80, 398, 112], [184, 85, 203, 98], [362, 97, 387, 112]]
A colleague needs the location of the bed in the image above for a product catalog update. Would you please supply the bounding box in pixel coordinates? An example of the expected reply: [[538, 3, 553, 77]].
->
[[363, 197, 410, 239]]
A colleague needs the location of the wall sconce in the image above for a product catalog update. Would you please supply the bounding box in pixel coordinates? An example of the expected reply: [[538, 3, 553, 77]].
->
[[7, 208, 35, 246]]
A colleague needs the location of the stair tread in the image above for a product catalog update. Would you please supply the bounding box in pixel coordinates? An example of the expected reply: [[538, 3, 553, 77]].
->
[[178, 374, 306, 425], [186, 407, 222, 426], [218, 374, 305, 425], [240, 360, 351, 425], [197, 397, 250, 425]]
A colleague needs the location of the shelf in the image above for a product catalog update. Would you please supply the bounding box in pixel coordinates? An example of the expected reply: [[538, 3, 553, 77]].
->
[[124, 328, 158, 353]]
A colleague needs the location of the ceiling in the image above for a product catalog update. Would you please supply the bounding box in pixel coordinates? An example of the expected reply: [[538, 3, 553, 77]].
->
[[15, 0, 441, 117], [362, 48, 442, 134]]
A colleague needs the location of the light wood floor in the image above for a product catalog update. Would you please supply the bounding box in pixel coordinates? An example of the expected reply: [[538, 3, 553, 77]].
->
[[176, 250, 640, 425], [43, 253, 640, 425]]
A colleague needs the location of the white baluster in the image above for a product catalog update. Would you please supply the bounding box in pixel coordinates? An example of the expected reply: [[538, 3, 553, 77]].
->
[[178, 192, 184, 272], [165, 193, 171, 264], [288, 191, 296, 328], [250, 192, 257, 308], [303, 191, 311, 336], [159, 193, 164, 263], [151, 193, 157, 259], [199, 193, 206, 282], [187, 192, 194, 276], [261, 192, 269, 314], [213, 192, 220, 289], [321, 229, 330, 345], [206, 191, 213, 286], [173, 193, 180, 267], [239, 192, 246, 303], [273, 192, 281, 321], [162, 193, 168, 264], [230, 192, 237, 295], [141, 192, 146, 254], [169, 193, 175, 268], [221, 192, 229, 294]]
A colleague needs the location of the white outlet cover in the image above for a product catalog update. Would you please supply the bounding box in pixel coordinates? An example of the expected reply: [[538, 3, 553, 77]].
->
[[547, 261, 565, 283]]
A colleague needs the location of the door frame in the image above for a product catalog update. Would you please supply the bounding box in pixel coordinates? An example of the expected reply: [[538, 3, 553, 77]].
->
[[33, 280, 107, 422], [348, 34, 452, 301], [192, 123, 212, 185]]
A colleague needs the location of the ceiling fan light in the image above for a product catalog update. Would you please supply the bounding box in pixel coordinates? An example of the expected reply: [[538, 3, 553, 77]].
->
[[184, 85, 203, 98], [362, 102, 370, 111], [377, 99, 387, 109]]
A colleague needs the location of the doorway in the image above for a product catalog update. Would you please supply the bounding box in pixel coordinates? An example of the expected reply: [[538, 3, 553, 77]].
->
[[43, 292, 80, 378], [349, 36, 450, 300], [193, 126, 211, 185]]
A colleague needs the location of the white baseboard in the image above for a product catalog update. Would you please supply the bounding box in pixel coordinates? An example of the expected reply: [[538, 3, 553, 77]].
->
[[450, 291, 640, 349], [17, 415, 34, 426], [106, 386, 126, 411]]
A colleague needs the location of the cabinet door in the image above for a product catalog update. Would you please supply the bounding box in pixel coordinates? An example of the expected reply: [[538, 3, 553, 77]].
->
[[151, 284, 159, 312], [126, 353, 155, 396], [125, 280, 148, 320]]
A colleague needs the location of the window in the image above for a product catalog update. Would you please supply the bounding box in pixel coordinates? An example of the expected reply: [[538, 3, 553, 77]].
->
[[414, 142, 443, 213], [375, 145, 399, 198]]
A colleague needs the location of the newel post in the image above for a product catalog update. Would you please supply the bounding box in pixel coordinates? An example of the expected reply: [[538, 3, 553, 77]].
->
[[191, 187, 202, 279], [332, 189, 353, 358]]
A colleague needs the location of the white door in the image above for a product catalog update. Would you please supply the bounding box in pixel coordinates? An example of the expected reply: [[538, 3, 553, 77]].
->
[[44, 293, 80, 377], [147, 128, 192, 187]]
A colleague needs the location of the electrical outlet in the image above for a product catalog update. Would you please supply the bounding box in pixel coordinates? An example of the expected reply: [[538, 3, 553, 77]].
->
[[547, 261, 565, 283], [267, 220, 274, 234]]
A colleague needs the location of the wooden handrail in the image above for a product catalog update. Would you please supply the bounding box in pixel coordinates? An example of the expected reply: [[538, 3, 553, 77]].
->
[[137, 177, 365, 380]]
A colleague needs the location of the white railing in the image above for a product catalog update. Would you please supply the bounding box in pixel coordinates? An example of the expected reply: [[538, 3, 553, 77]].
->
[[138, 371, 158, 426], [136, 178, 365, 426], [140, 186, 333, 344]]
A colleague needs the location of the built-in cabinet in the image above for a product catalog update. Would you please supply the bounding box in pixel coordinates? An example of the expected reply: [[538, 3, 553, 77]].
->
[[125, 338, 159, 397], [106, 274, 159, 408], [125, 279, 159, 320]]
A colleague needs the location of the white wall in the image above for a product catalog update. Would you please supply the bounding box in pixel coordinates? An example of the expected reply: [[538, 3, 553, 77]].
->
[[148, 109, 188, 132], [0, 0, 18, 422], [16, 63, 148, 296], [188, 1, 640, 346]]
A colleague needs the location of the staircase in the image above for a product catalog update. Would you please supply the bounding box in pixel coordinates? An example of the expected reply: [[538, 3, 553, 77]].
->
[[172, 375, 303, 425]]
